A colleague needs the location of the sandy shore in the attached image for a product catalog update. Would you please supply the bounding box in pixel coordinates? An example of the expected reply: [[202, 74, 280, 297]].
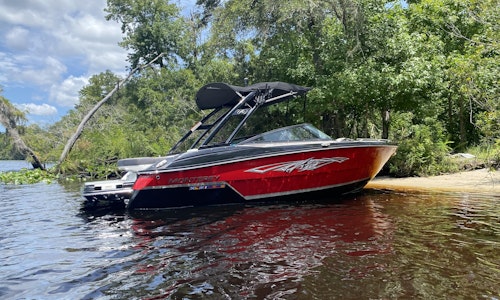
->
[[366, 168, 500, 195]]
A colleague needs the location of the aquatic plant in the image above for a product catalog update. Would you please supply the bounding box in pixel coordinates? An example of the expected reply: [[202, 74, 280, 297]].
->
[[0, 168, 59, 185]]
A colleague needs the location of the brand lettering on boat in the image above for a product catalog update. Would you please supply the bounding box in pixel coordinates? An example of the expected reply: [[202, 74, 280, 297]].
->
[[189, 183, 226, 191], [246, 157, 349, 174], [168, 175, 220, 185]]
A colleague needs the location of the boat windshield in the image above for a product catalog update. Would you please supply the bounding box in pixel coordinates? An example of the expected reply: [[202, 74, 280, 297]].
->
[[240, 123, 332, 144], [202, 97, 309, 147]]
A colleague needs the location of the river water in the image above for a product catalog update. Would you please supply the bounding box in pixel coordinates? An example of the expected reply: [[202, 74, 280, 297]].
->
[[0, 160, 498, 299]]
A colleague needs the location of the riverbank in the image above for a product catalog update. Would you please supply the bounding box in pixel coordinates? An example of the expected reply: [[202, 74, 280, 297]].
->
[[366, 168, 500, 194]]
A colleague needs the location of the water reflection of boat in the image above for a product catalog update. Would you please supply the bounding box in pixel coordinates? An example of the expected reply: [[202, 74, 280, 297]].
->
[[197, 199, 393, 258], [128, 82, 397, 209], [127, 198, 393, 298], [129, 197, 395, 257]]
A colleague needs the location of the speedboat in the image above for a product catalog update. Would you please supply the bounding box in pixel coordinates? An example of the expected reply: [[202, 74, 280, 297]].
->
[[127, 81, 397, 210], [82, 156, 164, 208]]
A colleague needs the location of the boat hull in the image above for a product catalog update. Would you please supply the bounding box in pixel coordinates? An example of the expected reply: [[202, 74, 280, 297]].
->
[[128, 144, 396, 210], [82, 189, 131, 209]]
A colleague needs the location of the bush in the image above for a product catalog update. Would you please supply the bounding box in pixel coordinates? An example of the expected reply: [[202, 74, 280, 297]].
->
[[389, 114, 454, 177], [476, 139, 500, 169]]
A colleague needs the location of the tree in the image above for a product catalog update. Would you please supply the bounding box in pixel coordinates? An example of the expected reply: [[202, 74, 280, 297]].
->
[[407, 0, 499, 150], [0, 131, 23, 160], [105, 0, 186, 68], [0, 93, 45, 169], [14, 0, 496, 178], [203, 0, 441, 140], [57, 53, 165, 168]]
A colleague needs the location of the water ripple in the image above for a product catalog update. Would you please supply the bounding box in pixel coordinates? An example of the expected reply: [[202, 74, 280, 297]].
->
[[0, 172, 498, 299]]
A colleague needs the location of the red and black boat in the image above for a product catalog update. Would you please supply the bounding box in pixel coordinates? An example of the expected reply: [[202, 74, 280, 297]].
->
[[127, 82, 397, 210]]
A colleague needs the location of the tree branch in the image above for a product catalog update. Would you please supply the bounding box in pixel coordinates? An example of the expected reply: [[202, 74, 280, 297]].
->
[[56, 52, 166, 169]]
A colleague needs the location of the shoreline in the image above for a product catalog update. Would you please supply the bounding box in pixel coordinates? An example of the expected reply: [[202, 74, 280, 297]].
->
[[366, 168, 500, 195]]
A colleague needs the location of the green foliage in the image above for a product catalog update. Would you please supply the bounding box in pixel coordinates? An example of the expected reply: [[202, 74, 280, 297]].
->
[[79, 70, 122, 107], [464, 141, 500, 170], [0, 132, 23, 160], [126, 67, 201, 131], [408, 0, 499, 151], [0, 168, 59, 185], [23, 124, 60, 162], [105, 0, 186, 68], [58, 115, 162, 177], [57, 159, 121, 180], [389, 114, 454, 177], [1, 93, 27, 126], [477, 110, 500, 142], [6, 0, 497, 179]]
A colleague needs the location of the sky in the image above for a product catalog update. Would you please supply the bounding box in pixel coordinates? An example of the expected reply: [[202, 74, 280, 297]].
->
[[0, 0, 195, 128], [0, 0, 129, 126]]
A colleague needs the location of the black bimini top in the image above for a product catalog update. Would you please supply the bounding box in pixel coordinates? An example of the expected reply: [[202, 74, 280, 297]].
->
[[195, 81, 311, 110]]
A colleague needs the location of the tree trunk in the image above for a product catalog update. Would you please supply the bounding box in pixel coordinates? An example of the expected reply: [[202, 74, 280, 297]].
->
[[458, 96, 466, 150], [321, 113, 335, 137], [8, 127, 45, 170], [382, 109, 390, 139], [56, 53, 165, 169], [334, 109, 347, 138]]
